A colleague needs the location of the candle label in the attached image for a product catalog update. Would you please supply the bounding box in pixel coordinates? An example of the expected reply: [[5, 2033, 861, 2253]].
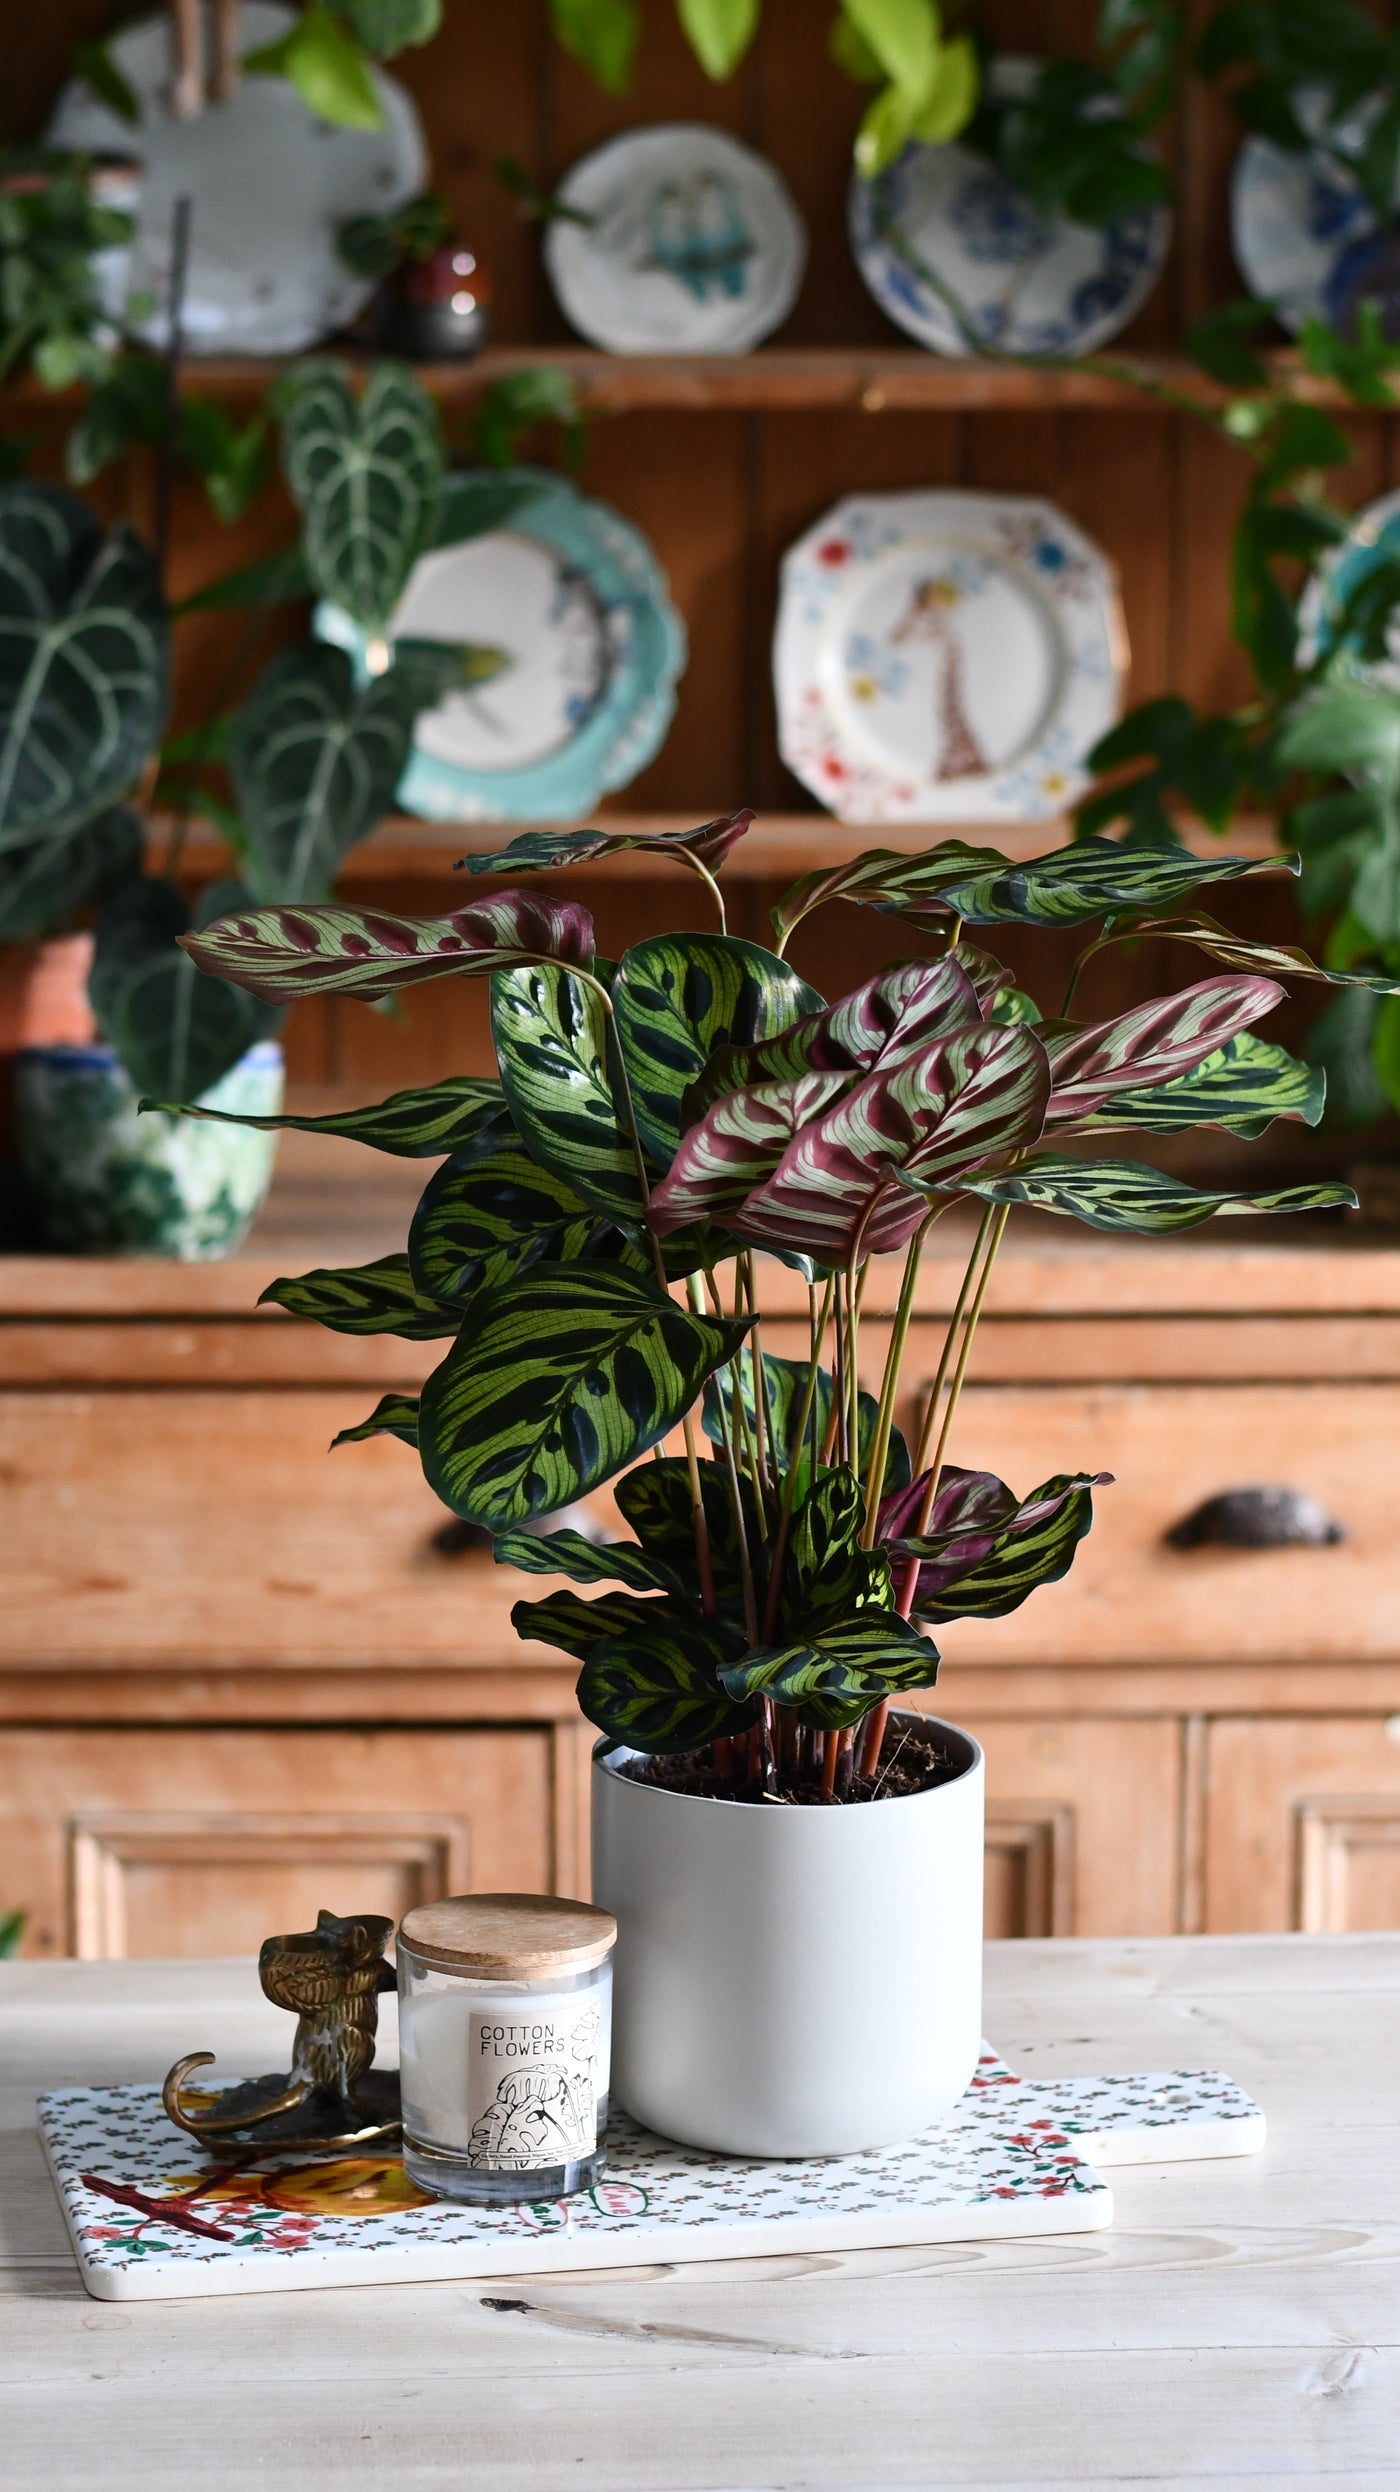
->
[[465, 1999, 601, 2169]]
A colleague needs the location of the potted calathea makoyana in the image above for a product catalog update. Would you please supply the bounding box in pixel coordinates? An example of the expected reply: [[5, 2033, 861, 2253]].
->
[[167, 821, 1373, 2153]]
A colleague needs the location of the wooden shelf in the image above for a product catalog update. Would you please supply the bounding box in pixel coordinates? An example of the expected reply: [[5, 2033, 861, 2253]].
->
[[147, 807, 1286, 885], [7, 345, 1376, 419]]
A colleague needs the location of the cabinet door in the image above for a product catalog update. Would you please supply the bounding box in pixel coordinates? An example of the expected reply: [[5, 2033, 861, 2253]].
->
[[0, 1726, 556, 1958], [1205, 1716, 1400, 1931]]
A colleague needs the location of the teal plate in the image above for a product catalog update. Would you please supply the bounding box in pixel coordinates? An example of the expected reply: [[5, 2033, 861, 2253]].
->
[[317, 468, 686, 823]]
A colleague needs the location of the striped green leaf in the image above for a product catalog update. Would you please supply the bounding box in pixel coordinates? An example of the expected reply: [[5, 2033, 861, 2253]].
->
[[612, 934, 823, 1166], [1042, 976, 1283, 1127], [771, 842, 1002, 951], [494, 1527, 688, 1596], [512, 1587, 670, 1659], [418, 1263, 752, 1527], [1142, 914, 1400, 996], [785, 1466, 892, 1625], [230, 644, 417, 903], [895, 1470, 1110, 1622], [180, 891, 596, 1003], [491, 960, 644, 1224], [409, 1136, 628, 1302], [957, 1154, 1357, 1234], [261, 1253, 458, 1338], [1081, 1033, 1325, 1137], [459, 810, 754, 881], [700, 1354, 910, 1500], [138, 1074, 510, 1156], [281, 361, 442, 633], [720, 1613, 938, 1730], [684, 956, 985, 1124], [613, 1455, 764, 1621], [886, 841, 1294, 930], [578, 1614, 756, 1755], [330, 1391, 420, 1448]]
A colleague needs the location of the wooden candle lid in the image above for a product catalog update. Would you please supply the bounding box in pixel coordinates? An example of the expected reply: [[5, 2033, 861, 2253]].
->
[[398, 1893, 617, 1978]]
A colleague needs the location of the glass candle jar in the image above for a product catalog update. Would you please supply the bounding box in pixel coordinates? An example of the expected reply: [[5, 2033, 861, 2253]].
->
[[396, 1893, 616, 2204]]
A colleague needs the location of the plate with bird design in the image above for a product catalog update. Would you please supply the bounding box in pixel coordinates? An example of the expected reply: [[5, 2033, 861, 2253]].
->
[[543, 123, 807, 355], [773, 489, 1126, 824]]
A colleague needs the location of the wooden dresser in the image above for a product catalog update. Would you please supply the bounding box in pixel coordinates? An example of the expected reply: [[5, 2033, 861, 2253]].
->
[[4, 1148, 1399, 1957]]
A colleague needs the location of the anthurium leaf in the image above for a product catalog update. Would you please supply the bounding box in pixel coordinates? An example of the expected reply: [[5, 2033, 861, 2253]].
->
[[721, 1612, 937, 1730], [434, 469, 553, 547], [0, 483, 167, 849], [511, 1586, 667, 1660], [729, 1024, 1052, 1267], [336, 0, 442, 52], [957, 1154, 1357, 1234], [176, 544, 313, 614], [280, 361, 442, 632], [578, 1613, 755, 1754], [491, 959, 644, 1224], [260, 1253, 458, 1338], [771, 841, 1004, 950], [230, 644, 417, 903], [1145, 914, 1400, 996], [418, 1263, 752, 1528], [612, 933, 823, 1166], [92, 876, 279, 1105], [888, 839, 1296, 930], [1080, 1032, 1325, 1137], [331, 1390, 420, 1447], [409, 1135, 631, 1302], [180, 891, 596, 1003], [0, 803, 142, 941], [493, 1527, 688, 1596], [1042, 975, 1284, 1126], [685, 954, 986, 1123], [138, 1073, 509, 1156], [896, 1470, 1111, 1622]]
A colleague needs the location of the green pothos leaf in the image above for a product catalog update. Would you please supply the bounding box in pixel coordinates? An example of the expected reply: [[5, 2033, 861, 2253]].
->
[[721, 1612, 938, 1730], [259, 1254, 457, 1338], [331, 1391, 420, 1448], [578, 1613, 755, 1755]]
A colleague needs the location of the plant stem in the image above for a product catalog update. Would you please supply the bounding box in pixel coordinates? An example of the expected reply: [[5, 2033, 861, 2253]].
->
[[855, 1699, 888, 1779], [913, 1205, 997, 1475], [897, 1203, 1011, 1620], [861, 1209, 940, 1548], [760, 1272, 834, 1642], [633, 840, 727, 934], [820, 1728, 839, 1798], [690, 1274, 757, 1644]]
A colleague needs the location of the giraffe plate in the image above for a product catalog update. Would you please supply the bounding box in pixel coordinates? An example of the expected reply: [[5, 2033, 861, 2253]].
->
[[773, 489, 1126, 824]]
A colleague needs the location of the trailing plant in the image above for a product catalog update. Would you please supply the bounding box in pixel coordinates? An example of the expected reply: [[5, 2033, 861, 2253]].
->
[[161, 818, 1370, 1798], [0, 148, 141, 391]]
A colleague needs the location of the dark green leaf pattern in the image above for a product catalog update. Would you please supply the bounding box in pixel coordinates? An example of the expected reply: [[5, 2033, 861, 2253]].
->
[[330, 1391, 420, 1448], [578, 1613, 756, 1755], [280, 362, 442, 633], [230, 643, 417, 903], [92, 875, 278, 1104], [898, 1470, 1109, 1622], [260, 1254, 457, 1338], [139, 1074, 510, 1156], [511, 1586, 675, 1660], [612, 933, 822, 1165], [1080, 1032, 1325, 1136], [721, 1614, 938, 1730], [409, 1137, 630, 1302], [883, 840, 1295, 929], [0, 803, 141, 941], [492, 959, 645, 1223], [958, 1153, 1357, 1234], [493, 1527, 688, 1596]]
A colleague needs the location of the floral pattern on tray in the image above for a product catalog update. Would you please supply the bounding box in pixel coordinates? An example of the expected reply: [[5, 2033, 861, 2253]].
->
[[40, 2046, 1264, 2302]]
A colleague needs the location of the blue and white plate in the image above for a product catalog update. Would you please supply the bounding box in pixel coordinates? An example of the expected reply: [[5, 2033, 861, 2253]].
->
[[1297, 486, 1400, 683], [1230, 109, 1397, 336], [774, 489, 1125, 824], [849, 56, 1171, 359], [318, 470, 685, 822], [544, 123, 806, 355]]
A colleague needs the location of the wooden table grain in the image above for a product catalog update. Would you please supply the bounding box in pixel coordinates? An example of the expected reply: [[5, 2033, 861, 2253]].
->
[[2, 1936, 1395, 2489]]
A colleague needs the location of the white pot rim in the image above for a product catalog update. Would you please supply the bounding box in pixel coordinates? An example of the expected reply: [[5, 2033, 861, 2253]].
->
[[593, 1708, 982, 1819]]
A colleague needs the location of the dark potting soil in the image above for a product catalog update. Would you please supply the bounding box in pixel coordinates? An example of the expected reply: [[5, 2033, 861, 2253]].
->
[[618, 1720, 963, 1807]]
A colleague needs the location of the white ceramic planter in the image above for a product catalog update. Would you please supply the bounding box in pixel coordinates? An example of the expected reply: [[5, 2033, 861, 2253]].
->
[[591, 1712, 984, 2158]]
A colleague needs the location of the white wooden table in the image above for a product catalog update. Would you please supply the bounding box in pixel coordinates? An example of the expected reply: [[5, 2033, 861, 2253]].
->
[[2, 1936, 1395, 2488]]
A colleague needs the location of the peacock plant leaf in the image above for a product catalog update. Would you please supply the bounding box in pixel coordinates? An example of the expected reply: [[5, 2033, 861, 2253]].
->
[[179, 890, 595, 1003], [512, 1586, 673, 1661], [683, 955, 986, 1123], [491, 960, 645, 1225], [138, 1073, 511, 1156], [459, 809, 755, 881], [877, 840, 1297, 930], [229, 642, 418, 903], [957, 1154, 1357, 1234], [280, 360, 442, 633], [417, 1262, 752, 1528], [613, 1455, 764, 1617], [330, 1391, 420, 1448], [493, 1527, 689, 1597], [577, 1613, 757, 1756], [1041, 975, 1284, 1126], [727, 1023, 1052, 1266], [720, 1613, 938, 1731], [771, 841, 1004, 951], [409, 1135, 635, 1303], [259, 1253, 459, 1338], [612, 932, 823, 1166], [892, 1468, 1112, 1622], [1080, 1032, 1325, 1137], [649, 1067, 852, 1234], [701, 1353, 910, 1501], [785, 1465, 892, 1626], [0, 483, 167, 849], [1132, 913, 1400, 995]]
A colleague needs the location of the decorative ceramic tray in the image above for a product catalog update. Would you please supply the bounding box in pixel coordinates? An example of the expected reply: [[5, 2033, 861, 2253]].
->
[[849, 56, 1170, 359], [1231, 90, 1395, 339], [1297, 483, 1400, 683], [544, 123, 806, 354], [42, 2044, 1263, 2302], [47, 0, 425, 355], [774, 488, 1124, 823], [317, 469, 685, 822]]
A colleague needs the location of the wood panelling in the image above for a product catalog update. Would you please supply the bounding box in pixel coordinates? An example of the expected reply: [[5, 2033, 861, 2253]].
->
[[982, 1804, 1075, 1941], [951, 1715, 1182, 1937], [1205, 1716, 1400, 1934]]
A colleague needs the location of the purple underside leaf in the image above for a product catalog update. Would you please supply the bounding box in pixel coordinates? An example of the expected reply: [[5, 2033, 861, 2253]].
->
[[876, 1464, 1019, 1543], [721, 1023, 1052, 1267], [649, 1069, 853, 1233], [890, 1470, 1114, 1599], [682, 955, 986, 1125], [180, 891, 596, 1003], [1042, 975, 1286, 1126]]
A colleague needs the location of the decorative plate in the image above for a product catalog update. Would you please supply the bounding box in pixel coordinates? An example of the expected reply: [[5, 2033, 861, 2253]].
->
[[849, 56, 1171, 359], [1297, 484, 1400, 683], [1231, 91, 1398, 337], [774, 488, 1125, 824], [317, 469, 686, 822], [544, 123, 806, 355], [46, 1, 426, 356]]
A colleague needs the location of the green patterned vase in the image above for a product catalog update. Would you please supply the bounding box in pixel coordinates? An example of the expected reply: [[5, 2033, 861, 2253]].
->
[[15, 1041, 284, 1260]]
